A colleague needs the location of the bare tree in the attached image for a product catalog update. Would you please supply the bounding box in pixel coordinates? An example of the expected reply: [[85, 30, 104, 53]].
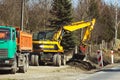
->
[[28, 0, 52, 32], [0, 0, 21, 26]]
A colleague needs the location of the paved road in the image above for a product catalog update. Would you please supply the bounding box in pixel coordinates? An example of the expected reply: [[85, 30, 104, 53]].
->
[[77, 65, 120, 80]]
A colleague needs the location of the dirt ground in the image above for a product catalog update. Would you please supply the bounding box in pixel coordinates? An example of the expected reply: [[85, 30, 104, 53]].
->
[[0, 54, 93, 80], [0, 65, 89, 80]]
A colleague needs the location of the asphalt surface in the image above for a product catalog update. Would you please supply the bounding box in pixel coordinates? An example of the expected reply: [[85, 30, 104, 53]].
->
[[77, 64, 120, 80]]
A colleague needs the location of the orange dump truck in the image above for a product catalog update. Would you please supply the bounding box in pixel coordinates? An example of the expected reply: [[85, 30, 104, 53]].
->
[[0, 26, 32, 74]]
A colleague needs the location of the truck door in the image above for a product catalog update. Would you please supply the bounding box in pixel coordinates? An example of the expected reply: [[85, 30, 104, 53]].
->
[[11, 29, 17, 56]]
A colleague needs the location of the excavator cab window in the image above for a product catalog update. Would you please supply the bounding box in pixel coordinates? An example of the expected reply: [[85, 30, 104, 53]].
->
[[45, 31, 54, 40], [33, 30, 55, 40], [33, 32, 45, 40], [38, 32, 46, 40]]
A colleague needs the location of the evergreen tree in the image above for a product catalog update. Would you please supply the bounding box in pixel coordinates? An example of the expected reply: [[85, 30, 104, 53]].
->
[[50, 0, 72, 27], [88, 0, 100, 19], [50, 0, 76, 52]]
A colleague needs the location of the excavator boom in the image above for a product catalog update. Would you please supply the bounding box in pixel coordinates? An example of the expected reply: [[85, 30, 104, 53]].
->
[[63, 19, 95, 32]]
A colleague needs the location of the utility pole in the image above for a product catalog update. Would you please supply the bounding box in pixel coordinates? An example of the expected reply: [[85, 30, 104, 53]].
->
[[20, 0, 25, 31], [114, 0, 118, 46], [44, 0, 47, 31]]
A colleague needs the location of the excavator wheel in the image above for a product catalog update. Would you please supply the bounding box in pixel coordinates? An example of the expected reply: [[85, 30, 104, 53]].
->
[[56, 54, 61, 66], [53, 54, 57, 66], [31, 55, 35, 66], [34, 55, 39, 66], [61, 55, 67, 65]]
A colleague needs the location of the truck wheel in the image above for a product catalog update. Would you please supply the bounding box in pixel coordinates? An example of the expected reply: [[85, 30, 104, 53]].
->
[[26, 55, 29, 69], [31, 55, 35, 66], [56, 54, 61, 67], [11, 58, 17, 74], [53, 54, 57, 66], [34, 55, 39, 66], [19, 57, 27, 73], [61, 55, 66, 65]]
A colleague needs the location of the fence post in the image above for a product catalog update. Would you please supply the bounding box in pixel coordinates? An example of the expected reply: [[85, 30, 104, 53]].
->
[[75, 45, 77, 54], [111, 50, 114, 64], [97, 50, 104, 68]]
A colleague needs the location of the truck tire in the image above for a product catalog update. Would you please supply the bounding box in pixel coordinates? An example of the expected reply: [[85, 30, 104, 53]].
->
[[34, 55, 39, 66], [19, 57, 27, 73], [61, 55, 66, 65], [26, 55, 29, 69], [56, 54, 61, 67], [31, 55, 35, 66], [11, 58, 17, 74], [53, 54, 57, 66]]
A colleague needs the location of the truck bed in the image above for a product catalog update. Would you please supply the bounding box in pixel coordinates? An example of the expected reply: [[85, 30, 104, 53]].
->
[[17, 31, 32, 52]]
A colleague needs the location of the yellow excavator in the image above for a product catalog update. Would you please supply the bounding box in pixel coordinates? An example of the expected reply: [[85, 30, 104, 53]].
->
[[31, 19, 96, 66]]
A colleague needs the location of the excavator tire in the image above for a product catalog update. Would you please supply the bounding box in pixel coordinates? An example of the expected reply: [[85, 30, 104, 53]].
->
[[61, 55, 66, 65], [53, 54, 57, 66], [31, 55, 35, 66], [34, 55, 39, 66], [56, 54, 61, 66]]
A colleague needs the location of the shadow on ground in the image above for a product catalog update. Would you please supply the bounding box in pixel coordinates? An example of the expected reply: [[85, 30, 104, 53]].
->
[[101, 68, 120, 72], [0, 70, 12, 74]]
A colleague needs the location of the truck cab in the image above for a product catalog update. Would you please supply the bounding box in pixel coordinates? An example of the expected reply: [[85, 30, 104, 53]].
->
[[0, 26, 32, 74], [0, 26, 16, 65]]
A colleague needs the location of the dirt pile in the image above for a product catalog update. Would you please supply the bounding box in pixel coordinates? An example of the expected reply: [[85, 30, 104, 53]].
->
[[65, 48, 120, 71], [67, 59, 96, 71]]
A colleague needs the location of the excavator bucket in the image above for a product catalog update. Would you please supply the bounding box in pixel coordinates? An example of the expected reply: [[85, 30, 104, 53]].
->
[[71, 44, 87, 60]]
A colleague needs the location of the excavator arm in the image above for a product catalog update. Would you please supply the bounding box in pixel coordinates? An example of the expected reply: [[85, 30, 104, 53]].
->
[[52, 19, 96, 43], [81, 19, 95, 42], [64, 19, 95, 43], [52, 27, 63, 41]]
